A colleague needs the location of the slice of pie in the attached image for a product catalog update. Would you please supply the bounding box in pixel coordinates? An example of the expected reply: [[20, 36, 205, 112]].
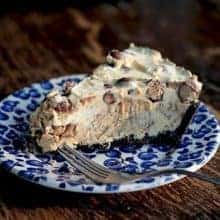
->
[[30, 44, 202, 152]]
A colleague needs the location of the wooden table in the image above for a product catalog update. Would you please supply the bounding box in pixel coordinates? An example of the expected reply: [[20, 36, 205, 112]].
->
[[0, 1, 219, 219]]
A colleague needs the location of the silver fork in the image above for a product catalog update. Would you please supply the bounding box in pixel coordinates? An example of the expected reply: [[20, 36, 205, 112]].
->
[[58, 144, 220, 185]]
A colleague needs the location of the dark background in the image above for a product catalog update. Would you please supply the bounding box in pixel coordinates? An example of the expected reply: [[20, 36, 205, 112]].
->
[[0, 0, 219, 108], [0, 0, 219, 219]]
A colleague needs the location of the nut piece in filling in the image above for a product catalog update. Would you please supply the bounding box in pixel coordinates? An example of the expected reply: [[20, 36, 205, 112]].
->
[[30, 44, 202, 152]]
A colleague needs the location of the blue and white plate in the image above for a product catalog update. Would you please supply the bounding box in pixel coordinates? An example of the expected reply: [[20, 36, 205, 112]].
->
[[0, 75, 219, 193]]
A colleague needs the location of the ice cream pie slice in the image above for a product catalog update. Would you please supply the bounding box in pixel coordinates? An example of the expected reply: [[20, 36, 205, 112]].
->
[[30, 44, 202, 152]]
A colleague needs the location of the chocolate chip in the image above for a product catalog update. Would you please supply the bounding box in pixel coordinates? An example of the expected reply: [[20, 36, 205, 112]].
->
[[35, 129, 43, 138], [63, 81, 75, 95], [107, 62, 115, 67], [54, 100, 73, 112], [144, 79, 153, 84], [104, 83, 113, 89], [145, 80, 164, 102], [110, 49, 121, 59], [103, 91, 116, 104], [115, 77, 133, 88], [128, 88, 139, 95]]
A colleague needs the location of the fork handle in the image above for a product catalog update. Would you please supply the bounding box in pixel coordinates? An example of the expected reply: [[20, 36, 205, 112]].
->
[[131, 169, 220, 185]]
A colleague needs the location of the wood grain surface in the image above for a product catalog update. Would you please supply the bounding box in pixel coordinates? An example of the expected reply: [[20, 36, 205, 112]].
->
[[0, 1, 219, 219]]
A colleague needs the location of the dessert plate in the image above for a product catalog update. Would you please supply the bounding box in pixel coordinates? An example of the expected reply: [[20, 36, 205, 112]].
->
[[0, 75, 219, 193]]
